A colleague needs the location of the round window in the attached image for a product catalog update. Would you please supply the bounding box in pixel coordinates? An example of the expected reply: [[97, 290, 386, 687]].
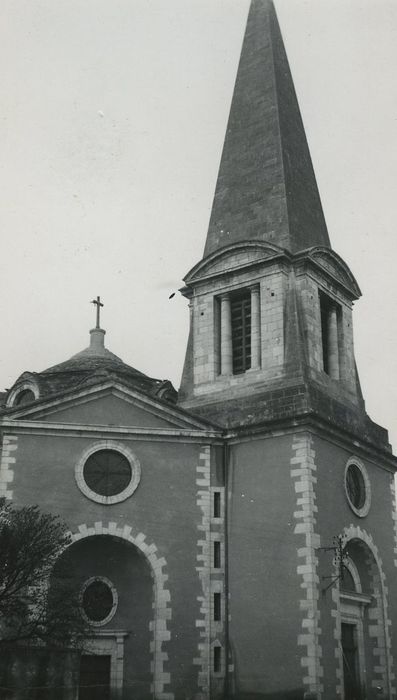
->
[[75, 442, 141, 504], [81, 577, 117, 626], [346, 463, 365, 509], [344, 459, 371, 517], [83, 449, 131, 497]]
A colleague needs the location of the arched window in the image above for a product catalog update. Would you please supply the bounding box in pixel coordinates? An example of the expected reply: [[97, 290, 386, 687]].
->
[[14, 389, 36, 406], [6, 383, 39, 408], [340, 564, 356, 593]]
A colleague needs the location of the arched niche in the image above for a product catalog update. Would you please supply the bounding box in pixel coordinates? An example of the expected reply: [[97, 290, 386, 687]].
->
[[52, 524, 173, 700], [332, 527, 394, 700]]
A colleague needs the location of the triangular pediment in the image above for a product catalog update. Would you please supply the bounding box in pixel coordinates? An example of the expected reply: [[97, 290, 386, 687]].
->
[[2, 380, 216, 432], [305, 247, 361, 299], [184, 241, 288, 284]]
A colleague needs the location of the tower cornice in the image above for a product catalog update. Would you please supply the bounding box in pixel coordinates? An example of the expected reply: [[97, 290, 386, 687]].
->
[[183, 240, 289, 288], [294, 247, 362, 301], [182, 241, 361, 302]]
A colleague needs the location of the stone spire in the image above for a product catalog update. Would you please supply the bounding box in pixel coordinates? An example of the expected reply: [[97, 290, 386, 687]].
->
[[178, 0, 393, 456], [203, 0, 330, 257]]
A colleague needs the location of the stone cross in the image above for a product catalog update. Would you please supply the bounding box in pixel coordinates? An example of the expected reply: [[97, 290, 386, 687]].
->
[[91, 296, 104, 329]]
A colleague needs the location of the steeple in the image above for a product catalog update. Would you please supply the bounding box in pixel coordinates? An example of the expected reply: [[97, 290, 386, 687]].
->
[[204, 0, 330, 257], [177, 0, 392, 454]]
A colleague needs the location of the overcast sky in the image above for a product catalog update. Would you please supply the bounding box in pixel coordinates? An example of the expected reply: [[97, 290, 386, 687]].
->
[[0, 0, 396, 448]]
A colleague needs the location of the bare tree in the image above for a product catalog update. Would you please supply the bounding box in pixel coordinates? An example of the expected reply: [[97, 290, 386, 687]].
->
[[0, 498, 87, 648]]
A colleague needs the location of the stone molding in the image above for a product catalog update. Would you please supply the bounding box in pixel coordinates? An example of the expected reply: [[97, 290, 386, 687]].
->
[[343, 556, 363, 594], [290, 433, 323, 697], [83, 631, 128, 699], [68, 521, 174, 700], [184, 240, 287, 285], [6, 382, 40, 408], [335, 525, 395, 699], [0, 435, 18, 499], [4, 381, 215, 432], [306, 248, 361, 300], [344, 456, 371, 518], [0, 417, 221, 442], [80, 575, 118, 627], [74, 440, 141, 505]]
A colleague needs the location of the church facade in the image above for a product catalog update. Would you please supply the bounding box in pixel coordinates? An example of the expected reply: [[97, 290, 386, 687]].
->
[[1, 2, 397, 699]]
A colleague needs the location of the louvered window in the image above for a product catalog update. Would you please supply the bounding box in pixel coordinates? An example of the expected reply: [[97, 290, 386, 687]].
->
[[231, 290, 251, 374]]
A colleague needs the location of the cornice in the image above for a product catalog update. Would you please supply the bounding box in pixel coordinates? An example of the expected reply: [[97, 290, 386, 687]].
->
[[294, 246, 361, 300], [182, 240, 290, 287], [0, 380, 219, 432], [181, 243, 361, 305], [0, 419, 222, 443], [223, 413, 397, 472]]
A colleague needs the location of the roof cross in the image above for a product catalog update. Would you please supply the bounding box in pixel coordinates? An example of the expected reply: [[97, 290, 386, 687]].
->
[[91, 296, 104, 329]]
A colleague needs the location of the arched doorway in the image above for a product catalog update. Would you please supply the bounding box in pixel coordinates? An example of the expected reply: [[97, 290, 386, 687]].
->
[[339, 557, 371, 699], [336, 529, 393, 700], [54, 534, 153, 700]]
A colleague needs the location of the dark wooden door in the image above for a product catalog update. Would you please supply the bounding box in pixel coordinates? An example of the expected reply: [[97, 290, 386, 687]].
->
[[342, 623, 362, 700], [79, 654, 111, 700]]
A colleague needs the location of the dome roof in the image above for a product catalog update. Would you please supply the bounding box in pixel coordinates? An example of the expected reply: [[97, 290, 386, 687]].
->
[[2, 327, 177, 409], [43, 328, 144, 377]]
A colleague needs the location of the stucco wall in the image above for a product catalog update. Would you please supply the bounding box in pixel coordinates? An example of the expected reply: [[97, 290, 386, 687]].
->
[[5, 426, 220, 698], [227, 434, 304, 697]]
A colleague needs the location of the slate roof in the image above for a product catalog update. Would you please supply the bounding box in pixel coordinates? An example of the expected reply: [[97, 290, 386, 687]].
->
[[1, 329, 177, 410]]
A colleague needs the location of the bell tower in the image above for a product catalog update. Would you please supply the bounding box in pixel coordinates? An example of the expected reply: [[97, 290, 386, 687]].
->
[[178, 2, 397, 698], [178, 0, 365, 435]]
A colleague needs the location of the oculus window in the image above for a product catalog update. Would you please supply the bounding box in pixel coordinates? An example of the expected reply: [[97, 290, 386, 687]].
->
[[81, 576, 117, 627], [75, 441, 141, 504], [344, 458, 371, 517], [84, 450, 131, 498]]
